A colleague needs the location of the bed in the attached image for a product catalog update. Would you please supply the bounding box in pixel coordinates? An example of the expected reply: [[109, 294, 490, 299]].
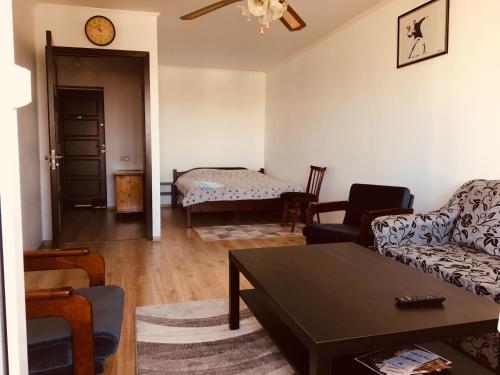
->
[[172, 167, 302, 227]]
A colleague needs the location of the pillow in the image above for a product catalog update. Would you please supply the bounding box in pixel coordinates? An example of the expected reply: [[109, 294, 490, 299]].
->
[[453, 180, 500, 255]]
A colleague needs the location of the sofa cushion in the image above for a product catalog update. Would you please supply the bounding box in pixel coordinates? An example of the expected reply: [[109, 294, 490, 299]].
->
[[448, 334, 498, 371], [373, 208, 460, 251], [453, 180, 500, 256], [381, 244, 500, 302], [303, 224, 360, 245], [381, 243, 500, 370], [27, 285, 124, 375]]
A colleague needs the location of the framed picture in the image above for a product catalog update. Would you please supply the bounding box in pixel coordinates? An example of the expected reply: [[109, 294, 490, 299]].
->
[[397, 0, 450, 68]]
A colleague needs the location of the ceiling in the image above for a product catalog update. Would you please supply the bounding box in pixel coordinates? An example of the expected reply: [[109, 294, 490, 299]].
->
[[36, 0, 383, 71]]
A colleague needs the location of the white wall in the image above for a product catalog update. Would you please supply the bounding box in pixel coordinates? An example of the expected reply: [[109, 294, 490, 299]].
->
[[0, 0, 29, 371], [159, 66, 266, 204], [13, 0, 42, 250], [57, 56, 145, 206], [34, 4, 161, 239], [266, 0, 500, 217]]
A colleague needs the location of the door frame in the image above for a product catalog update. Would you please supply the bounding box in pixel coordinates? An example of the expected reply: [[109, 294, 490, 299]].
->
[[47, 31, 153, 240]]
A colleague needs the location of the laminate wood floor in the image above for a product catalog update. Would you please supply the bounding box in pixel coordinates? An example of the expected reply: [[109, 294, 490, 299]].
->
[[61, 208, 146, 243], [25, 208, 305, 375]]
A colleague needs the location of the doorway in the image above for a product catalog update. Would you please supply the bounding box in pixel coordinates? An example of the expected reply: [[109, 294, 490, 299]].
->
[[45, 32, 152, 244]]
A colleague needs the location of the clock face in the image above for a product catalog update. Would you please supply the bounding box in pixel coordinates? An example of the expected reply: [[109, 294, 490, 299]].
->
[[85, 16, 115, 46]]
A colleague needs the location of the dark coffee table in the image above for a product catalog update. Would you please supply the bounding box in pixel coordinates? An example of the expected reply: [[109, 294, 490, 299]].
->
[[229, 243, 500, 374]]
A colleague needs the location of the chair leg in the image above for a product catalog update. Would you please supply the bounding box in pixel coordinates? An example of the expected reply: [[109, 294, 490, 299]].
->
[[291, 202, 300, 233], [300, 204, 307, 223], [281, 201, 289, 226], [316, 213, 321, 224]]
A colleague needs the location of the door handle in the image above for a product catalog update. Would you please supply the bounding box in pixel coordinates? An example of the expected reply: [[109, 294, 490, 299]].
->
[[98, 144, 106, 154], [45, 150, 64, 170]]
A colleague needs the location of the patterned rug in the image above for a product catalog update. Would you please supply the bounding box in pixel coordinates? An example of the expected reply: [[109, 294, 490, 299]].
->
[[194, 223, 305, 241], [135, 299, 293, 374]]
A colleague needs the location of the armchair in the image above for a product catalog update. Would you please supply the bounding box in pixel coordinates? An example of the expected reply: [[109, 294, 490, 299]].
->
[[303, 184, 414, 247], [25, 248, 124, 375]]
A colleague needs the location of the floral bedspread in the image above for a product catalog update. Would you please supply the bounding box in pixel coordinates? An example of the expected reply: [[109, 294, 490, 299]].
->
[[175, 169, 302, 207]]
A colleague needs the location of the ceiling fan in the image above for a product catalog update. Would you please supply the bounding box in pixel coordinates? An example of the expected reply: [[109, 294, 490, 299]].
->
[[180, 0, 306, 34]]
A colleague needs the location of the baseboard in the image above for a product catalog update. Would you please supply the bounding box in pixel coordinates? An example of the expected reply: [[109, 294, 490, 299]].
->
[[152, 236, 162, 242], [38, 240, 53, 249]]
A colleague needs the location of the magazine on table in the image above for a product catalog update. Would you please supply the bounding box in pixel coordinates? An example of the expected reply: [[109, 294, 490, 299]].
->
[[355, 345, 452, 375]]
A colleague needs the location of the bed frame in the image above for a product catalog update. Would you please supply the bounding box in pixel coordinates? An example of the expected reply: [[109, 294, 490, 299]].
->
[[172, 167, 283, 228]]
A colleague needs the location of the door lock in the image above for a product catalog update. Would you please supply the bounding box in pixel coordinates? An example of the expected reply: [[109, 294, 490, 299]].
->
[[99, 144, 106, 154], [45, 149, 64, 170]]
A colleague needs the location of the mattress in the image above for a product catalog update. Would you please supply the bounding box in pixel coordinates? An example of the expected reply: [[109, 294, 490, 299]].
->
[[175, 169, 302, 207]]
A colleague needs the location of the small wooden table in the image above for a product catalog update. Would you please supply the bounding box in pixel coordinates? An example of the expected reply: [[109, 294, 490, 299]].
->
[[229, 243, 500, 374]]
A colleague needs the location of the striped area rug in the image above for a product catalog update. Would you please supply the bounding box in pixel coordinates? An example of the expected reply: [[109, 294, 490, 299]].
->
[[135, 299, 294, 374]]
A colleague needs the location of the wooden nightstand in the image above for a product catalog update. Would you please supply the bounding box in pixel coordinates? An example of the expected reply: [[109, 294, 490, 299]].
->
[[114, 170, 144, 214]]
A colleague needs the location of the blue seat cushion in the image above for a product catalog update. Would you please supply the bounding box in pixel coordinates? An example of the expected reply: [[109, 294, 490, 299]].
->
[[27, 285, 124, 375], [303, 223, 360, 244]]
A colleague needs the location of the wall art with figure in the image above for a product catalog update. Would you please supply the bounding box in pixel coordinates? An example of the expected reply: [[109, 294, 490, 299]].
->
[[398, 0, 449, 68]]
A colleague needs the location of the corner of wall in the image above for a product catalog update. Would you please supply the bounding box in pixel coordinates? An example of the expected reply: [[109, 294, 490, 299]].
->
[[13, 0, 43, 249]]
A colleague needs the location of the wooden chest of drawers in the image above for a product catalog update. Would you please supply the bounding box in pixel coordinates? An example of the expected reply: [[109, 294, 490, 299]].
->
[[114, 170, 144, 213]]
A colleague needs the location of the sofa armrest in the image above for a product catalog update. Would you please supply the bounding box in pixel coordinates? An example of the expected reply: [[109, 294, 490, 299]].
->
[[307, 201, 349, 224], [24, 248, 105, 287], [371, 208, 460, 252], [359, 208, 414, 248], [26, 287, 95, 375]]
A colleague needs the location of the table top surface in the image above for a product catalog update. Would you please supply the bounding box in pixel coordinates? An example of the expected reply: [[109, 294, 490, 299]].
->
[[230, 243, 500, 350], [114, 170, 144, 176]]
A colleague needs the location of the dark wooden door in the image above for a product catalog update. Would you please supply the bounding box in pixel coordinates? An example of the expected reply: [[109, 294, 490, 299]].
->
[[45, 31, 63, 247], [58, 88, 107, 208]]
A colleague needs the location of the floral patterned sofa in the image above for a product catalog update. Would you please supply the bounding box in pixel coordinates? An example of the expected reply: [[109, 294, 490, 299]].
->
[[372, 179, 500, 370]]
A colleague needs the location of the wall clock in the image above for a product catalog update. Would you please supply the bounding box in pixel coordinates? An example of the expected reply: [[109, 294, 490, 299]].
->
[[85, 15, 116, 46]]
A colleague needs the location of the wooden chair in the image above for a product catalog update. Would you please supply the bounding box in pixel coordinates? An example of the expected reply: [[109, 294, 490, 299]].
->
[[281, 166, 327, 233], [25, 248, 124, 375]]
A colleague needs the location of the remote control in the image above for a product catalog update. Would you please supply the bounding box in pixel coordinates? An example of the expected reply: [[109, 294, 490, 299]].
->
[[395, 294, 445, 307]]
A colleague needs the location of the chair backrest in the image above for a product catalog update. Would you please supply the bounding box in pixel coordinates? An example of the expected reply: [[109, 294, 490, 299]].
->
[[305, 166, 327, 199], [343, 184, 412, 227]]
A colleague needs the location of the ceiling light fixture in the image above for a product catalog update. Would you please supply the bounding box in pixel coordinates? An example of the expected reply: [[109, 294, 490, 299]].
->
[[238, 0, 288, 34]]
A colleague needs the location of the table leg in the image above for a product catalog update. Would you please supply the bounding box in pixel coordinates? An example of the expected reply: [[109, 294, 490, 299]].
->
[[309, 353, 332, 375], [229, 258, 240, 330]]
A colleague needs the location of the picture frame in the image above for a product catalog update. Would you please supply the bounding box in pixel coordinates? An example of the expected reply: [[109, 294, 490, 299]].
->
[[397, 0, 450, 68]]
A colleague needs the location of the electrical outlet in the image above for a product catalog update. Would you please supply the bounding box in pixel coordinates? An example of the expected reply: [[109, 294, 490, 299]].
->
[[120, 156, 130, 162]]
